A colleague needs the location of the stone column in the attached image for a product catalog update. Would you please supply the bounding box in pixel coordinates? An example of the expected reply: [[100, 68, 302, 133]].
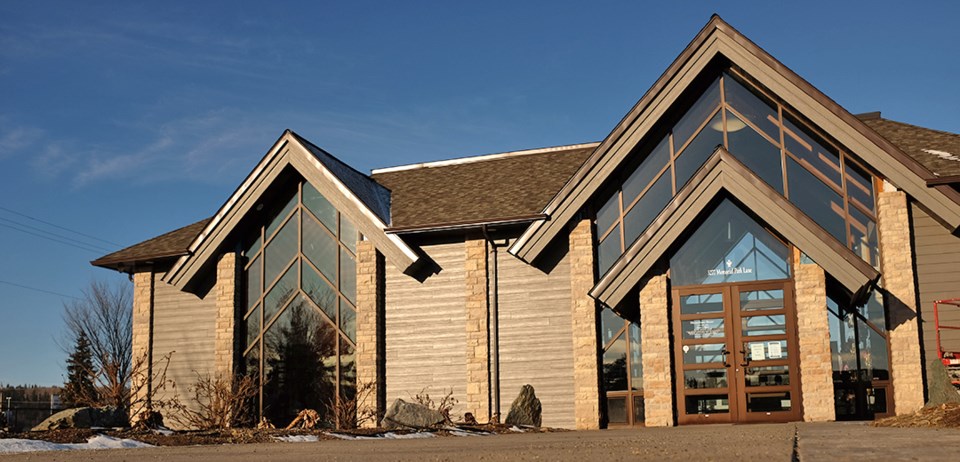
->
[[877, 188, 925, 415], [356, 240, 385, 427], [464, 236, 490, 422], [639, 271, 673, 427], [215, 252, 240, 378], [569, 218, 600, 430], [792, 259, 835, 421], [131, 270, 154, 413]]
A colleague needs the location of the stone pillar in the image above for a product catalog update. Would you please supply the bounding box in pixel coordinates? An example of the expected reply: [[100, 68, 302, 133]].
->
[[464, 236, 491, 423], [215, 252, 240, 378], [569, 218, 600, 430], [356, 240, 385, 427], [639, 271, 673, 427], [877, 189, 925, 415], [131, 270, 154, 412], [792, 259, 835, 421]]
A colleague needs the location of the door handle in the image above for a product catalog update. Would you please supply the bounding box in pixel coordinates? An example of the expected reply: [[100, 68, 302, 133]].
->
[[721, 347, 731, 367], [740, 348, 750, 367]]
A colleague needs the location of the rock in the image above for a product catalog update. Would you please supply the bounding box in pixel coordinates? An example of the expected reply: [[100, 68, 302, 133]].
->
[[505, 385, 542, 427], [32, 406, 128, 431], [463, 412, 478, 425], [926, 359, 960, 406], [381, 399, 446, 429]]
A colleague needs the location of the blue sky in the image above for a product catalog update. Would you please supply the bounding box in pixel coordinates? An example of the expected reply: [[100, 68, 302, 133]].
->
[[1, 1, 958, 386]]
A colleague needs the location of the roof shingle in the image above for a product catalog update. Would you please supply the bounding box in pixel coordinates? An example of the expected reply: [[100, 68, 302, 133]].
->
[[91, 218, 211, 270], [860, 115, 960, 179]]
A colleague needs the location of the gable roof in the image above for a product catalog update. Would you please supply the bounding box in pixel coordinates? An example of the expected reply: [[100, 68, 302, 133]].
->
[[162, 130, 420, 290], [509, 14, 960, 264], [371, 143, 596, 232], [593, 147, 880, 308], [91, 218, 211, 270], [859, 113, 960, 182]]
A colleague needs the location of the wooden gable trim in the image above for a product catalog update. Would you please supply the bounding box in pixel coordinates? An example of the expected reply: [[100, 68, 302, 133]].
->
[[510, 15, 960, 265], [164, 131, 420, 291], [591, 147, 880, 308]]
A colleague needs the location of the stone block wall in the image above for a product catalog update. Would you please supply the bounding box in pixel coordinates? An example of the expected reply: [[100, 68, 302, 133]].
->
[[356, 240, 385, 427], [877, 189, 925, 415], [568, 218, 600, 430], [215, 252, 239, 378], [131, 270, 154, 410], [639, 271, 672, 427], [792, 260, 835, 421], [464, 236, 490, 422]]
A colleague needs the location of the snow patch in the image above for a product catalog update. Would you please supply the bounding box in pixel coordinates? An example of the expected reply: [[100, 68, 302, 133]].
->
[[509, 426, 525, 432], [273, 434, 319, 443], [441, 426, 491, 437], [923, 149, 960, 162], [0, 435, 153, 454], [327, 431, 436, 440]]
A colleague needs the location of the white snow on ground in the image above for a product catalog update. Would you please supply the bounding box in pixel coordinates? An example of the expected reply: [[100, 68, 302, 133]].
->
[[273, 434, 320, 443], [509, 426, 525, 432], [327, 432, 436, 440], [0, 435, 153, 454], [441, 426, 491, 437]]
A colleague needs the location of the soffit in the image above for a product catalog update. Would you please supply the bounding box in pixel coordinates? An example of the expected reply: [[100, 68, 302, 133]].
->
[[510, 14, 960, 265], [592, 147, 880, 308]]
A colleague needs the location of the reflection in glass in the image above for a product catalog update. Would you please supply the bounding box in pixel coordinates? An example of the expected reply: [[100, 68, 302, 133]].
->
[[740, 290, 784, 312], [245, 305, 260, 348], [724, 75, 780, 141], [264, 264, 297, 325], [607, 396, 627, 424], [726, 110, 784, 194], [849, 206, 879, 269], [340, 216, 358, 254], [340, 300, 357, 343], [264, 214, 299, 288], [596, 193, 621, 240], [783, 114, 841, 189], [684, 369, 727, 389], [340, 249, 356, 304], [303, 182, 336, 233], [622, 172, 672, 247], [682, 318, 725, 339], [622, 136, 670, 204], [246, 255, 262, 311], [680, 293, 723, 315], [266, 190, 299, 239], [828, 291, 892, 420], [629, 323, 642, 390], [601, 308, 625, 346], [303, 214, 337, 283], [845, 161, 875, 213], [302, 261, 337, 321], [786, 157, 846, 243], [742, 315, 787, 336], [671, 199, 790, 287], [597, 226, 621, 276], [683, 343, 726, 364], [674, 111, 725, 190], [673, 79, 722, 149], [858, 317, 889, 381], [744, 366, 790, 387], [685, 395, 729, 414], [603, 333, 628, 392], [746, 392, 791, 412], [632, 396, 645, 424]]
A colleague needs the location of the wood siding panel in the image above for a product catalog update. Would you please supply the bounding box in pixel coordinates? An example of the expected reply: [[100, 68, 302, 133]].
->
[[385, 242, 468, 418], [496, 242, 576, 429], [152, 273, 217, 412], [911, 204, 960, 360]]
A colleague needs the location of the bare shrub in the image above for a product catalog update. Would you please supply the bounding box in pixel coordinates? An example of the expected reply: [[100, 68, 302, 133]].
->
[[413, 387, 458, 423], [169, 374, 258, 430], [325, 381, 377, 430], [128, 351, 180, 427]]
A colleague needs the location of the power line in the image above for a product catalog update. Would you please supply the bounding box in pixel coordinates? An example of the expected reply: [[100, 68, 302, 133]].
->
[[0, 279, 81, 300], [0, 222, 106, 254], [0, 216, 113, 253], [0, 205, 121, 248]]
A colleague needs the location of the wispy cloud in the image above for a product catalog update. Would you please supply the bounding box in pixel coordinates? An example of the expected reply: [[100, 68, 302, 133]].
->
[[0, 124, 43, 159]]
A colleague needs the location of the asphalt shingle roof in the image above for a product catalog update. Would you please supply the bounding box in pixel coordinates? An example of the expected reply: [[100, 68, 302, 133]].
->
[[91, 218, 211, 270], [861, 115, 960, 178]]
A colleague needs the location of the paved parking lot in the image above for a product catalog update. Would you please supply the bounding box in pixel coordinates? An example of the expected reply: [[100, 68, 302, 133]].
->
[[3, 422, 959, 461]]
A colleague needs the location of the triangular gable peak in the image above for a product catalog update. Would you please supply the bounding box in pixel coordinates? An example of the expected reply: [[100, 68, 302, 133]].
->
[[164, 130, 420, 291], [510, 15, 960, 264], [592, 147, 880, 308]]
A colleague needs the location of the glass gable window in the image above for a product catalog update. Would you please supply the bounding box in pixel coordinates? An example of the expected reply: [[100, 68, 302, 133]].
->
[[242, 179, 360, 428], [594, 70, 880, 278]]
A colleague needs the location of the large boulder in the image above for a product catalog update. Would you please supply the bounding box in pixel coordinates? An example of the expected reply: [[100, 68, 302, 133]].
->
[[381, 399, 445, 429], [32, 406, 127, 431], [505, 385, 542, 427]]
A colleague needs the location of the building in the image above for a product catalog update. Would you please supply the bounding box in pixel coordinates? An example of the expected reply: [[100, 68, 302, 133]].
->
[[93, 15, 960, 428]]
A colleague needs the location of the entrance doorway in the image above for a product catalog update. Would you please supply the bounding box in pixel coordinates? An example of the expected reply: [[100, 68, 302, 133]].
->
[[673, 280, 801, 424]]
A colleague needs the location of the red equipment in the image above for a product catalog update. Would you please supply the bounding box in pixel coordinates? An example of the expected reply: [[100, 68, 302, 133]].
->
[[934, 298, 960, 388]]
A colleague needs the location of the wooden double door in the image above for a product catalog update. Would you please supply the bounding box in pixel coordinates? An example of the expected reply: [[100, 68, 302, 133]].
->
[[673, 280, 802, 424]]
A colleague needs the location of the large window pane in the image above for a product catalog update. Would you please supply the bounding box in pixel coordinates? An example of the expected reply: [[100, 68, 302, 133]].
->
[[674, 111, 724, 190], [783, 114, 842, 189], [726, 110, 784, 194], [622, 136, 670, 205], [673, 79, 722, 149], [266, 190, 299, 240], [858, 317, 889, 381], [264, 214, 299, 287], [623, 171, 672, 247], [684, 369, 727, 389], [596, 192, 621, 239], [340, 300, 356, 343], [845, 161, 875, 213], [849, 206, 879, 268], [302, 213, 338, 284], [601, 308, 625, 346], [340, 249, 356, 304], [629, 323, 642, 391], [603, 332, 628, 392], [597, 225, 621, 276], [786, 157, 847, 243], [246, 255, 262, 311], [303, 182, 337, 233], [340, 215, 358, 254], [724, 75, 780, 141], [302, 260, 337, 322], [264, 263, 297, 325], [680, 293, 724, 315]]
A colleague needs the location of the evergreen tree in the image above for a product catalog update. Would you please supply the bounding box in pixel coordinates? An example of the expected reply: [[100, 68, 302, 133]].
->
[[62, 331, 97, 407]]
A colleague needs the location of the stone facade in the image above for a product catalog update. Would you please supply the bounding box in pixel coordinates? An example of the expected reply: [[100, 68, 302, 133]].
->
[[464, 236, 491, 422], [568, 218, 600, 430], [639, 271, 672, 427], [792, 260, 835, 422], [215, 252, 239, 378], [877, 189, 925, 415], [131, 270, 154, 408], [355, 240, 385, 427]]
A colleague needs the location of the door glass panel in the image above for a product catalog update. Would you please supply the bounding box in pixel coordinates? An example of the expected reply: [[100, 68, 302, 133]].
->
[[685, 395, 729, 414], [857, 317, 890, 381], [683, 343, 726, 364], [674, 111, 725, 190], [607, 396, 628, 424], [681, 318, 725, 339], [745, 340, 788, 361], [603, 332, 628, 392], [629, 323, 643, 391], [742, 314, 787, 336], [744, 365, 790, 387], [740, 289, 784, 312], [684, 369, 728, 389], [680, 293, 723, 315], [632, 396, 645, 424], [670, 199, 790, 287], [746, 392, 792, 412], [869, 387, 888, 414]]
